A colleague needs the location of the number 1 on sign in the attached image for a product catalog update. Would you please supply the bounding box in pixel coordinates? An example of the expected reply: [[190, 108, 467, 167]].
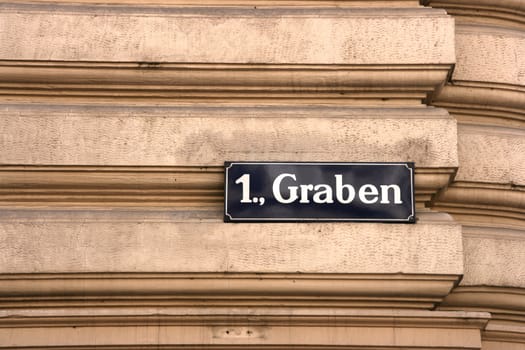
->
[[235, 174, 265, 206]]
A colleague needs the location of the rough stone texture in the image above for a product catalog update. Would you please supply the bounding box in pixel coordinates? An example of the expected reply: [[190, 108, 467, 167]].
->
[[0, 6, 454, 64], [0, 211, 463, 274], [454, 24, 525, 86], [457, 124, 525, 185], [462, 226, 525, 287], [0, 105, 458, 167]]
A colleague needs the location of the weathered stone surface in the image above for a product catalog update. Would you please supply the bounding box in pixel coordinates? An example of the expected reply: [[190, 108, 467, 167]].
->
[[457, 124, 525, 185], [462, 226, 525, 287], [0, 5, 454, 64], [0, 105, 458, 167], [454, 24, 525, 86], [0, 210, 462, 275]]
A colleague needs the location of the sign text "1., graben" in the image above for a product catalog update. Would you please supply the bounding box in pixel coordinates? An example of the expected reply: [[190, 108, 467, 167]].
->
[[224, 162, 415, 223]]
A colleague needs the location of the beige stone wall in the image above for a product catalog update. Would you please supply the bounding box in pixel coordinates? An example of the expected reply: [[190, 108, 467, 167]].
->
[[426, 1, 525, 348], [0, 0, 523, 349]]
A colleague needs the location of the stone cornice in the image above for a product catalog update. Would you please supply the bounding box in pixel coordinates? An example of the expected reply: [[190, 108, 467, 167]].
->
[[442, 287, 525, 316], [0, 165, 454, 208], [0, 273, 460, 309], [423, 0, 525, 29], [0, 61, 451, 104], [431, 181, 525, 226], [432, 83, 525, 127]]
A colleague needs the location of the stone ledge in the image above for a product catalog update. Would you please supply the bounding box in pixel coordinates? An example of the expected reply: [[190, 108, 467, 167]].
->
[[0, 5, 454, 103], [0, 308, 488, 349], [0, 211, 463, 308], [432, 84, 525, 127], [0, 165, 455, 208], [0, 61, 451, 103], [432, 182, 525, 226], [423, 0, 525, 29], [0, 273, 458, 310]]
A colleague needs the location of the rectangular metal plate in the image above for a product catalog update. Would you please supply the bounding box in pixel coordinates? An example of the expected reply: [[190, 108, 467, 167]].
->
[[224, 162, 415, 223]]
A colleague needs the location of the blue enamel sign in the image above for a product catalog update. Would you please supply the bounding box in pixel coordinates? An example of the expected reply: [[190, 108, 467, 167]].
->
[[224, 162, 415, 223]]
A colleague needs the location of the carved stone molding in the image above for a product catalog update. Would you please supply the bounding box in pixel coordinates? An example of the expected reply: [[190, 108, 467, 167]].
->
[[0, 273, 459, 309], [432, 182, 525, 226], [423, 0, 525, 29], [441, 286, 525, 348], [433, 84, 525, 127], [0, 211, 463, 309], [0, 61, 451, 104], [0, 165, 454, 208]]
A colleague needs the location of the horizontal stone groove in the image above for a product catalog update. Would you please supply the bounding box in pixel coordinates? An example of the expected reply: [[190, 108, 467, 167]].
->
[[0, 300, 438, 310], [441, 287, 525, 316], [0, 63, 450, 103], [0, 307, 490, 328], [0, 166, 453, 207], [4, 0, 421, 7], [0, 4, 449, 15]]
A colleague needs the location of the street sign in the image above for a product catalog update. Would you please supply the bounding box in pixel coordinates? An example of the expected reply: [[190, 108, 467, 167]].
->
[[224, 162, 415, 223]]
